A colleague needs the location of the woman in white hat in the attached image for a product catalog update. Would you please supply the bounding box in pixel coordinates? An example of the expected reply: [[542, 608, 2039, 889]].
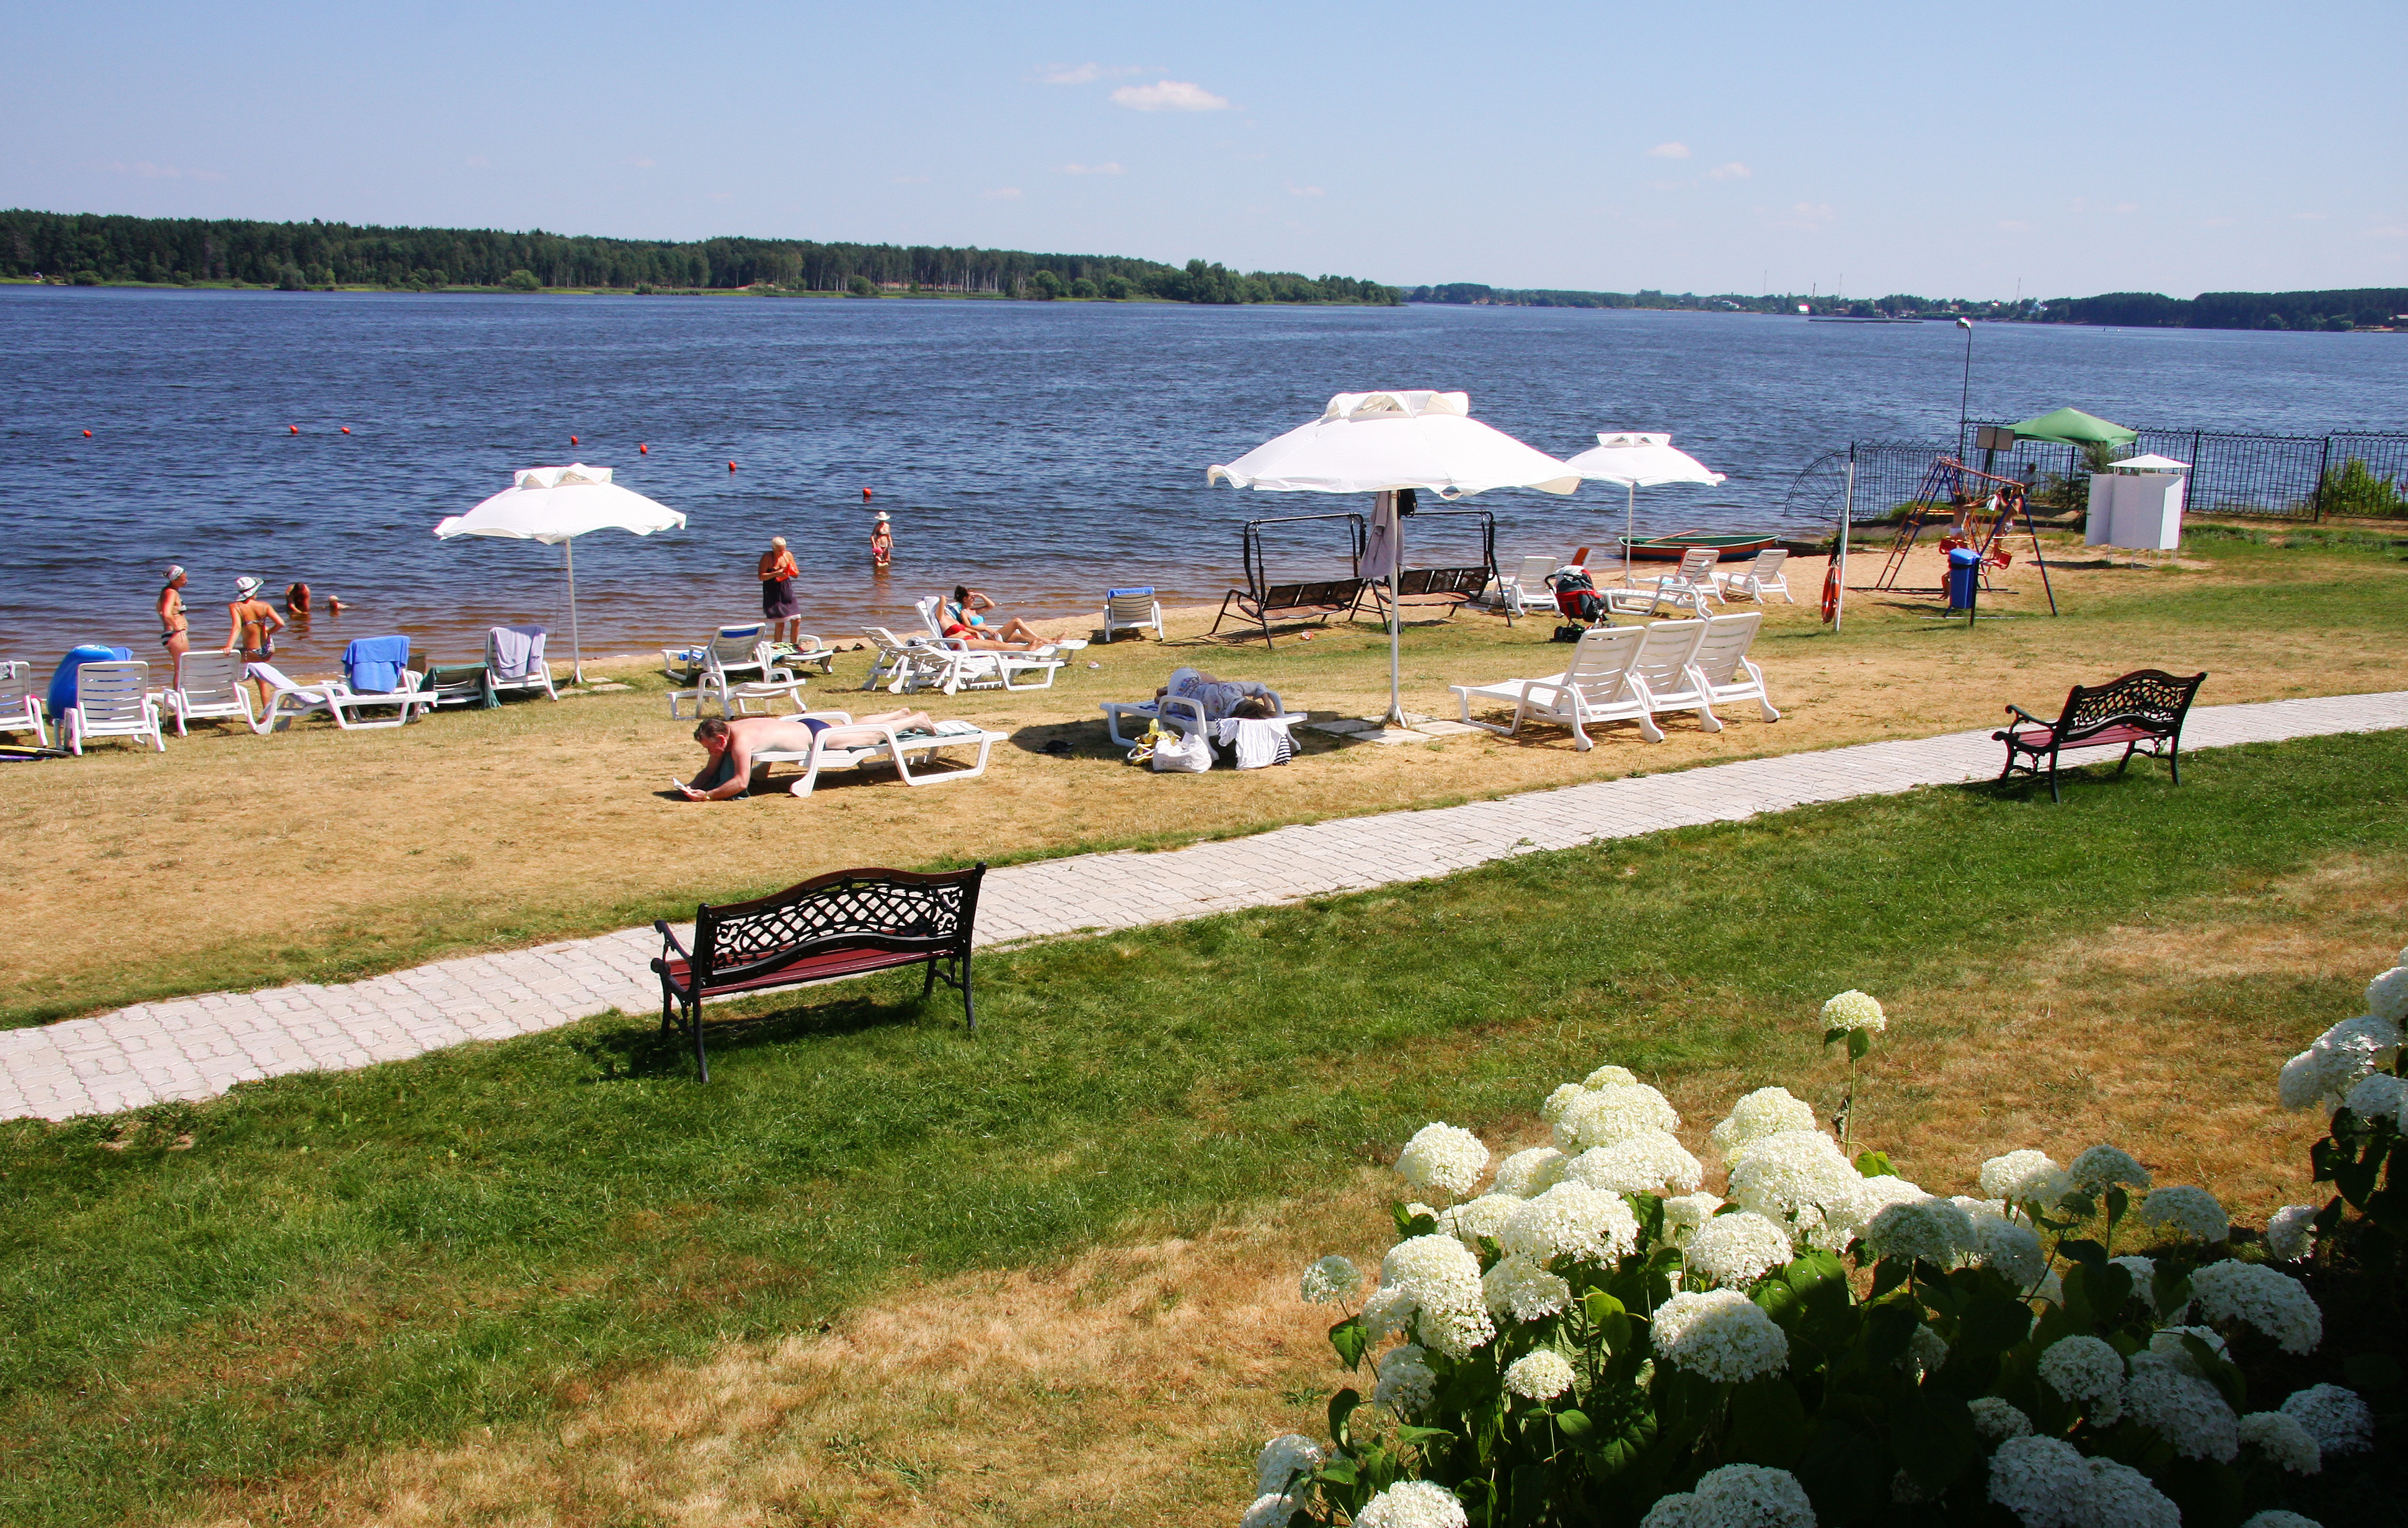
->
[[224, 576, 285, 711], [870, 511, 893, 568]]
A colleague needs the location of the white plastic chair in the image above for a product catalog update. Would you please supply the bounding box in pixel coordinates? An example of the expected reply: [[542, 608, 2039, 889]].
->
[[1104, 587, 1165, 642], [1712, 548, 1794, 604], [669, 642, 809, 718], [485, 626, 559, 701], [1622, 619, 1719, 732], [164, 650, 256, 734], [1100, 669, 1289, 746], [65, 660, 167, 754], [1450, 625, 1663, 750], [747, 711, 1009, 797], [0, 662, 50, 748], [1651, 547, 1724, 617], [662, 624, 773, 685], [1683, 612, 1779, 722], [862, 627, 952, 693], [1500, 554, 1560, 618], [246, 663, 433, 731]]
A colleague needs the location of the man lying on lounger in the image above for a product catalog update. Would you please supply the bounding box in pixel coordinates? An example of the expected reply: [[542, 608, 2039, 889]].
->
[[677, 711, 936, 800]]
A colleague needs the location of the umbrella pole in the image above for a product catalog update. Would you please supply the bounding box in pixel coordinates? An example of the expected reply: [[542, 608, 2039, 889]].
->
[[1835, 461, 1854, 634], [1385, 513, 1405, 727], [564, 538, 585, 685], [1623, 483, 1636, 585]]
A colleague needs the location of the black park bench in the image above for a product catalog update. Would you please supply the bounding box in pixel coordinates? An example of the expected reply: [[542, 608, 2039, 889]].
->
[[1994, 669, 2206, 802], [1210, 577, 1371, 648], [652, 864, 985, 1080]]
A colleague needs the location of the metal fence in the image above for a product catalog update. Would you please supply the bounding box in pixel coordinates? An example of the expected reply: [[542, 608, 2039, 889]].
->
[[1779, 429, 2408, 528]]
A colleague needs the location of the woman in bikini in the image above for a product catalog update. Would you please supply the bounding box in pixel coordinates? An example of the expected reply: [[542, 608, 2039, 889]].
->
[[224, 576, 286, 711], [945, 585, 1048, 645], [158, 565, 190, 682]]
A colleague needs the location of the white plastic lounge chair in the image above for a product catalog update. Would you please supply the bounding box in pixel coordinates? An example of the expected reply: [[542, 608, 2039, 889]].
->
[[748, 711, 1009, 797], [1683, 612, 1779, 722], [1104, 587, 1165, 642], [246, 663, 433, 731], [163, 649, 256, 735], [0, 662, 50, 748], [1712, 548, 1794, 604], [1622, 618, 1720, 732], [915, 595, 952, 641], [1099, 668, 1290, 746], [669, 641, 810, 718], [1450, 625, 1662, 750], [1498, 554, 1560, 618], [484, 626, 559, 701], [64, 660, 166, 754], [662, 624, 774, 685], [781, 632, 839, 674], [1650, 547, 1724, 617], [862, 627, 953, 694]]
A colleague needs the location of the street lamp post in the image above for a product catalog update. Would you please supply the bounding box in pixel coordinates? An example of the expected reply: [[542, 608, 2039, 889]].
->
[[1955, 316, 1975, 458]]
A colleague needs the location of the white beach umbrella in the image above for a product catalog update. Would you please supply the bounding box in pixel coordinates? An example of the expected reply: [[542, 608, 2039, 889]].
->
[[1561, 433, 1727, 584], [1209, 391, 1578, 726], [434, 463, 686, 683]]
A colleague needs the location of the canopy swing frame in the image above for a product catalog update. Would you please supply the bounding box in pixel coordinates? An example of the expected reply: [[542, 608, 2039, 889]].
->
[[1873, 456, 2058, 616], [1366, 505, 1506, 624], [1209, 511, 1374, 647]]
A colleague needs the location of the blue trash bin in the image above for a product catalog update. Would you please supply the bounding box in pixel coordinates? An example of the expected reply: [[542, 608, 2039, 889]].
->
[[1945, 548, 1981, 610], [48, 645, 133, 719]]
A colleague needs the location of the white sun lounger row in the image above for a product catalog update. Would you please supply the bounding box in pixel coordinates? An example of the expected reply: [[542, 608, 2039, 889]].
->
[[1450, 614, 1779, 751], [745, 711, 1008, 797]]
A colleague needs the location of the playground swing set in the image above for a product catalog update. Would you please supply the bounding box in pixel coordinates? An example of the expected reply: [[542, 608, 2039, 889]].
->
[[1210, 506, 1502, 647], [1872, 455, 2059, 618]]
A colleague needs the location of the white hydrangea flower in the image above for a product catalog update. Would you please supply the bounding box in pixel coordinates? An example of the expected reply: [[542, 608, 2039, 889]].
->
[[1255, 1434, 1325, 1496], [2238, 1411, 2322, 1474], [1988, 1434, 2088, 1527], [1482, 1255, 1572, 1321], [2066, 1144, 2153, 1193], [2125, 1351, 2240, 1462], [1490, 1145, 1569, 1197], [1584, 1064, 1639, 1087], [1660, 1192, 1724, 1239], [1816, 1174, 1929, 1252], [1435, 1194, 1522, 1250], [1724, 1128, 1857, 1232], [1362, 1235, 1494, 1359], [1540, 1083, 1590, 1124], [1644, 1465, 1815, 1528], [1503, 1348, 1576, 1400], [1863, 1196, 1977, 1268], [2368, 966, 2408, 1024], [2147, 1324, 2229, 1377], [1501, 1182, 1642, 1267], [2278, 1015, 2403, 1113], [2238, 1513, 2325, 1528], [1354, 1479, 1466, 1528], [1969, 1395, 2034, 1442], [1397, 1122, 1490, 1199], [1684, 1210, 1794, 1289], [1372, 1343, 1436, 1416], [1901, 1323, 1949, 1383], [2136, 1184, 2229, 1243], [2078, 1455, 2181, 1528], [2037, 1335, 2127, 1424], [1650, 1289, 1791, 1383], [1300, 1255, 1360, 1305], [2343, 1071, 2407, 1124], [1554, 1083, 1681, 1151], [1241, 1491, 1296, 1528], [1951, 1194, 2012, 1220], [2190, 1259, 2322, 1354], [2110, 1253, 2182, 1316], [1967, 1210, 2047, 1288], [1821, 989, 1887, 1033], [1707, 1086, 1818, 1155], [1565, 1131, 1704, 1195], [2280, 1384, 2372, 1455], [1979, 1149, 2073, 1208], [2264, 1204, 2319, 1263]]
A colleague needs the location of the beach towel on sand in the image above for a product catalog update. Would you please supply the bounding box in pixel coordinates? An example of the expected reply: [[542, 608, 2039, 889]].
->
[[489, 625, 544, 680], [344, 636, 411, 695]]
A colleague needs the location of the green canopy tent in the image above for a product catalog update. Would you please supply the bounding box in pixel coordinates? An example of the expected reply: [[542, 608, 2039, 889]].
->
[[2009, 407, 2139, 446]]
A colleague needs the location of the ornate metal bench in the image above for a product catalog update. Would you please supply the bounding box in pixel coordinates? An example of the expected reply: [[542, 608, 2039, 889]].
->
[[651, 864, 985, 1080], [1994, 669, 2206, 801], [1210, 577, 1370, 648]]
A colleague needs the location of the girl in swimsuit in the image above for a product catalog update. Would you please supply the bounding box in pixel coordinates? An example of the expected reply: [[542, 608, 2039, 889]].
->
[[158, 565, 190, 680], [225, 576, 286, 711]]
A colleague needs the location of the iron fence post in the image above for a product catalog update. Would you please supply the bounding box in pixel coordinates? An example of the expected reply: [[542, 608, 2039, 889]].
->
[[2313, 437, 2331, 523]]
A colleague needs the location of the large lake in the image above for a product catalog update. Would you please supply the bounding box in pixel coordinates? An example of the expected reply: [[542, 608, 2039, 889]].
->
[[4, 287, 2401, 669]]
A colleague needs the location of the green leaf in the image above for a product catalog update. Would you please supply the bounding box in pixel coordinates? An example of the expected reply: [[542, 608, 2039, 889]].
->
[[1859, 1299, 1920, 1370], [1823, 1026, 1849, 1046], [1846, 1028, 1871, 1062], [1888, 1386, 1978, 1495], [1852, 1150, 1896, 1178], [1954, 1290, 2034, 1359], [1316, 1457, 1360, 1486], [1554, 1407, 1594, 1439], [1329, 1388, 1361, 1450], [2104, 1184, 2129, 1224], [1329, 1315, 1368, 1370], [1793, 1419, 1890, 1525], [2179, 1334, 2248, 1415], [1726, 1376, 1808, 1467], [2151, 1266, 2193, 1324], [1869, 1257, 1911, 1301], [1392, 1424, 1456, 1446]]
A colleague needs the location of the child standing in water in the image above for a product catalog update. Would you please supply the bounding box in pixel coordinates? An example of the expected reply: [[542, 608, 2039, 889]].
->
[[870, 511, 893, 567]]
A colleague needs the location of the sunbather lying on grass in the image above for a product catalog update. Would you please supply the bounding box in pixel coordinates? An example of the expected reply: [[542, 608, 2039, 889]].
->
[[678, 711, 936, 801]]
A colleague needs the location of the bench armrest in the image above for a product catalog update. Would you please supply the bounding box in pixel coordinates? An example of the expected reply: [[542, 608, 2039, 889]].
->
[[653, 920, 693, 963], [2001, 703, 2051, 729]]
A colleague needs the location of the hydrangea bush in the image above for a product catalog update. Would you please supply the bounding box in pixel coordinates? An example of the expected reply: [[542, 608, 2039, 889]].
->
[[1250, 971, 2404, 1528]]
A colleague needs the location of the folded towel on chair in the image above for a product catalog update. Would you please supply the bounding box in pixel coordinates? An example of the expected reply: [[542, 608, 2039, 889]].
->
[[343, 636, 412, 695], [489, 625, 545, 680]]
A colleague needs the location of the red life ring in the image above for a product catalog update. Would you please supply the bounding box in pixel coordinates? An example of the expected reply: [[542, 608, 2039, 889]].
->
[[1821, 560, 1841, 623]]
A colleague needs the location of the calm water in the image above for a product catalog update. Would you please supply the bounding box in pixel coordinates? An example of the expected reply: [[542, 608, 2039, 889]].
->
[[4, 287, 2401, 671]]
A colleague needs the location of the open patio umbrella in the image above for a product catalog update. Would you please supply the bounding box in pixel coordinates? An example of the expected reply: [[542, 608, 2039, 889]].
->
[[2009, 407, 2138, 446], [1209, 391, 1578, 726], [1560, 433, 1727, 585], [434, 463, 686, 683]]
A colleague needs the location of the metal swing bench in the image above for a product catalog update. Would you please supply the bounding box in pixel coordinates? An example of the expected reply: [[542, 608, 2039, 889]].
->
[[1366, 507, 1505, 624], [1210, 512, 1374, 648]]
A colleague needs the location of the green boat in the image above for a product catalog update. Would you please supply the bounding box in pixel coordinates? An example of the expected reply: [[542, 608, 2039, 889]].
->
[[1616, 530, 1779, 562]]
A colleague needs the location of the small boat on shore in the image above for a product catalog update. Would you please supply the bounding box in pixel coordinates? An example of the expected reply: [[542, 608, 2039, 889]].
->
[[1617, 530, 1780, 562]]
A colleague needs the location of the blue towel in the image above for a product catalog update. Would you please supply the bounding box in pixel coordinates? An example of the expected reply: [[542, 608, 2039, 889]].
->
[[47, 645, 131, 719], [345, 635, 411, 695], [1107, 587, 1154, 598]]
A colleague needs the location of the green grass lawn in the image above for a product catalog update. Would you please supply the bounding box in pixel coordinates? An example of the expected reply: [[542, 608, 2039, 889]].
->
[[3, 729, 2404, 1525]]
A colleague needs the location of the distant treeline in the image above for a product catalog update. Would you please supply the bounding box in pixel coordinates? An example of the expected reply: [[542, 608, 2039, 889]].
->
[[2035, 288, 2408, 332], [1406, 283, 2041, 319], [0, 210, 1401, 304]]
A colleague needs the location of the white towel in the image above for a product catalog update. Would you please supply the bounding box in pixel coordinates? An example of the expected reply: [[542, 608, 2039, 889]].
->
[[490, 625, 544, 680], [1215, 716, 1295, 770]]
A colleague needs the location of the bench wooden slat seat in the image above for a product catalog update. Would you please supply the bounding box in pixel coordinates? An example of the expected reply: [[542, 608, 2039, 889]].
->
[[1374, 566, 1496, 620], [1994, 668, 2205, 801], [1210, 578, 1370, 648], [652, 863, 985, 1080]]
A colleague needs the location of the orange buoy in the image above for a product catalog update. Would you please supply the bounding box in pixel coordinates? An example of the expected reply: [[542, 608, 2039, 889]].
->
[[570, 435, 579, 445], [289, 424, 299, 434], [340, 426, 351, 434], [728, 461, 737, 471], [82, 429, 92, 438], [862, 487, 872, 502], [638, 443, 648, 454], [1821, 560, 1841, 624]]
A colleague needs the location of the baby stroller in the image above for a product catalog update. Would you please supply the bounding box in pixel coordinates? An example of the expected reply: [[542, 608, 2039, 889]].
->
[[1547, 566, 1614, 641]]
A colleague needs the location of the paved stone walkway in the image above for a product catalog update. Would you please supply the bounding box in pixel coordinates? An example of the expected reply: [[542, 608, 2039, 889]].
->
[[7, 691, 2403, 1122]]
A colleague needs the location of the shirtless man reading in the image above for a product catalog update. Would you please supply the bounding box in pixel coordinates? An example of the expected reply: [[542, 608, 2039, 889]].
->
[[677, 710, 937, 800]]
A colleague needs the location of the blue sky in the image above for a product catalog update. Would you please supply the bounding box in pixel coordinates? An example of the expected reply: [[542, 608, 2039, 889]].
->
[[6, 0, 2401, 298]]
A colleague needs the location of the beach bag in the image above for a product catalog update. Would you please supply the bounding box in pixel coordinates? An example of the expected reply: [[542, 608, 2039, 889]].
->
[[1149, 727, 1212, 773]]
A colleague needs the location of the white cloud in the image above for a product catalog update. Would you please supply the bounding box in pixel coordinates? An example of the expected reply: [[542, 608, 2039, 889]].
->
[[1288, 183, 1325, 197], [1038, 62, 1153, 84], [981, 186, 1023, 199], [1111, 79, 1232, 112], [1996, 218, 2030, 232], [1647, 141, 1690, 159], [1060, 162, 1123, 175], [100, 161, 224, 182], [1707, 161, 1750, 180]]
